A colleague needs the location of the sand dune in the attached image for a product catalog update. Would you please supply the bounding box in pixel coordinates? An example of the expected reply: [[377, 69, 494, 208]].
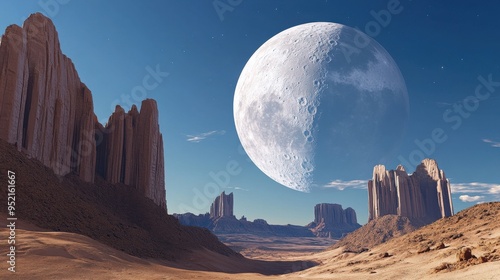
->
[[1, 213, 314, 279]]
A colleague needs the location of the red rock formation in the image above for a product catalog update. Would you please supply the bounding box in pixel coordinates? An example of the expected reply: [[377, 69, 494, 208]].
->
[[368, 158, 453, 222], [0, 14, 167, 210], [0, 13, 95, 182], [210, 191, 234, 219], [136, 100, 166, 210], [94, 100, 166, 210]]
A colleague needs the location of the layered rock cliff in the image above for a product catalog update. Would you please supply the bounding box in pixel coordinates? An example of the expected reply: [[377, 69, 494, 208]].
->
[[0, 13, 166, 210], [95, 101, 166, 209], [0, 13, 96, 182], [368, 158, 453, 223], [210, 191, 234, 219], [308, 203, 361, 238], [313, 203, 357, 225]]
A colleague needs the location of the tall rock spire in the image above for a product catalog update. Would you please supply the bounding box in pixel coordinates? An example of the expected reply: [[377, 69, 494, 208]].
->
[[95, 100, 166, 210], [210, 192, 234, 219], [0, 13, 96, 182]]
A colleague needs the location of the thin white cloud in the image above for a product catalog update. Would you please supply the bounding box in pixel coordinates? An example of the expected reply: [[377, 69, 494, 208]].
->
[[459, 195, 484, 202], [186, 130, 225, 143], [451, 182, 500, 194], [482, 139, 500, 148], [323, 179, 368, 190], [452, 182, 500, 203]]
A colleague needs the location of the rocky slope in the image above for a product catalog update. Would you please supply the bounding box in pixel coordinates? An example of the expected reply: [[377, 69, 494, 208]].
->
[[368, 158, 453, 222], [307, 203, 361, 238], [313, 202, 500, 279], [331, 214, 428, 252], [0, 138, 236, 260], [0, 13, 166, 209]]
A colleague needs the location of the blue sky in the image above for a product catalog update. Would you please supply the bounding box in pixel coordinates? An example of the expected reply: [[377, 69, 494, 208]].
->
[[1, 0, 499, 225]]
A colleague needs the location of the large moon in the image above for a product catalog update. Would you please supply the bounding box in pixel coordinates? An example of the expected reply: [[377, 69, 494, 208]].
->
[[233, 22, 409, 192]]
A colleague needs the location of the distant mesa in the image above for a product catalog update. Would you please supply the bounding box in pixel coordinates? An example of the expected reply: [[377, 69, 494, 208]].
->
[[368, 158, 454, 223], [176, 192, 359, 238], [0, 13, 166, 209], [175, 191, 313, 237], [307, 203, 361, 238]]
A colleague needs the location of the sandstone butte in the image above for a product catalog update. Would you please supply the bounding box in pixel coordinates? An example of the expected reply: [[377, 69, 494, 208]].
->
[[368, 158, 453, 223], [313, 203, 358, 226], [307, 203, 361, 238], [0, 13, 166, 210]]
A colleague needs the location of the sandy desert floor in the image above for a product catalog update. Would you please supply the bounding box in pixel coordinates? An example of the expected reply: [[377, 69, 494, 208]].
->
[[218, 233, 337, 260], [1, 209, 499, 280]]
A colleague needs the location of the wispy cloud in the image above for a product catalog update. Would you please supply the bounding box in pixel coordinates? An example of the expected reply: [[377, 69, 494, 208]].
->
[[452, 182, 500, 194], [323, 179, 368, 191], [482, 139, 500, 148], [459, 195, 484, 202], [186, 130, 225, 143], [452, 182, 500, 203]]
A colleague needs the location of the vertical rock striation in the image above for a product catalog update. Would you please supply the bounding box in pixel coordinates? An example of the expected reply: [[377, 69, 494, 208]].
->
[[308, 203, 360, 238], [314, 203, 346, 225], [0, 13, 167, 210], [0, 13, 96, 182], [368, 158, 453, 222], [96, 100, 166, 210], [210, 191, 234, 219]]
